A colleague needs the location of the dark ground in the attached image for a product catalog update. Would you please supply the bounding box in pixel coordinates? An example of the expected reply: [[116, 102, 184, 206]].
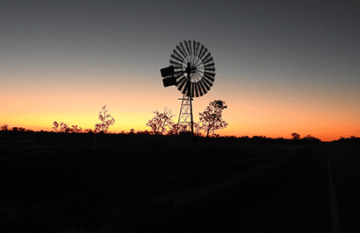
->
[[0, 132, 359, 232]]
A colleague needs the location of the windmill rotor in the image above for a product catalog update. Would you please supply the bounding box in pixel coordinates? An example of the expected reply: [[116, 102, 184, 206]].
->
[[169, 40, 216, 97]]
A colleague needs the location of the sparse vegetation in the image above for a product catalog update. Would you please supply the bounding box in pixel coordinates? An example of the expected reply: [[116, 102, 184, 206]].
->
[[199, 100, 228, 137], [0, 124, 9, 131], [146, 108, 175, 135], [291, 132, 300, 140], [95, 105, 115, 133], [334, 135, 360, 145], [51, 105, 115, 134]]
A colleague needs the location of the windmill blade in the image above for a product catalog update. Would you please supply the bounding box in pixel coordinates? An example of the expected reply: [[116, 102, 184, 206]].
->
[[190, 82, 196, 97], [180, 42, 189, 57], [170, 59, 183, 68], [181, 87, 187, 95], [197, 83, 204, 97], [176, 45, 187, 59], [189, 40, 194, 56], [170, 59, 182, 66], [202, 77, 214, 88], [193, 41, 200, 57], [196, 82, 205, 97], [182, 41, 192, 63], [171, 54, 184, 64], [203, 74, 215, 82], [204, 64, 216, 72], [200, 78, 208, 88], [170, 65, 183, 73], [202, 76, 212, 88], [202, 53, 212, 64], [174, 71, 183, 78], [202, 56, 213, 65], [184, 40, 191, 56], [177, 76, 187, 90], [173, 49, 185, 61], [204, 62, 215, 69], [197, 82, 204, 96], [190, 40, 195, 56], [188, 40, 194, 64], [198, 45, 207, 59], [203, 72, 215, 81], [194, 55, 203, 67], [192, 40, 198, 57], [194, 82, 200, 97], [204, 66, 215, 74], [174, 52, 185, 63], [204, 67, 215, 74], [183, 80, 191, 96], [205, 67, 215, 73], [176, 75, 186, 83], [198, 81, 208, 96], [172, 49, 184, 61], [191, 40, 198, 64], [204, 69, 216, 76]]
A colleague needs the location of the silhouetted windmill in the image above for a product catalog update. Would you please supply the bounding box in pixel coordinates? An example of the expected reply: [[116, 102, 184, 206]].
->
[[160, 40, 215, 134]]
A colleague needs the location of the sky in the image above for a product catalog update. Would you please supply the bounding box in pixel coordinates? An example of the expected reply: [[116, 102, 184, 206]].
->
[[1, 0, 359, 141]]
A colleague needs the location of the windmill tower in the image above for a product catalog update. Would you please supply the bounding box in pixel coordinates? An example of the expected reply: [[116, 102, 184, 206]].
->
[[160, 40, 215, 134]]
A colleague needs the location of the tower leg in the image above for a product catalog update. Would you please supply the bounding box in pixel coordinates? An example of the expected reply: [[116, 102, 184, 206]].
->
[[190, 95, 194, 134], [178, 66, 194, 135], [178, 94, 194, 134]]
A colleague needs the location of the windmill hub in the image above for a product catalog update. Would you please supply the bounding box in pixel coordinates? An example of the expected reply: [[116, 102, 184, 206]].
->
[[185, 62, 197, 76]]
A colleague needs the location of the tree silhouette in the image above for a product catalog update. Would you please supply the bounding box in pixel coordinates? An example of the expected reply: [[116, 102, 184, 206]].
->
[[302, 134, 321, 142], [95, 105, 115, 133], [291, 132, 300, 140], [0, 124, 9, 131], [193, 121, 202, 136], [53, 121, 59, 132], [60, 122, 71, 133], [52, 121, 71, 133], [199, 100, 228, 137], [166, 121, 202, 136], [168, 122, 202, 136], [146, 108, 174, 135], [71, 125, 83, 133], [167, 122, 181, 135], [84, 128, 94, 134]]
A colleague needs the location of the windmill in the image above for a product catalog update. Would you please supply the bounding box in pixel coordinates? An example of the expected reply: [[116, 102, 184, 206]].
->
[[160, 40, 215, 134]]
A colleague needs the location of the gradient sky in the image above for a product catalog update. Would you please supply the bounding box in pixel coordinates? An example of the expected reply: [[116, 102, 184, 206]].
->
[[1, 0, 359, 141]]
